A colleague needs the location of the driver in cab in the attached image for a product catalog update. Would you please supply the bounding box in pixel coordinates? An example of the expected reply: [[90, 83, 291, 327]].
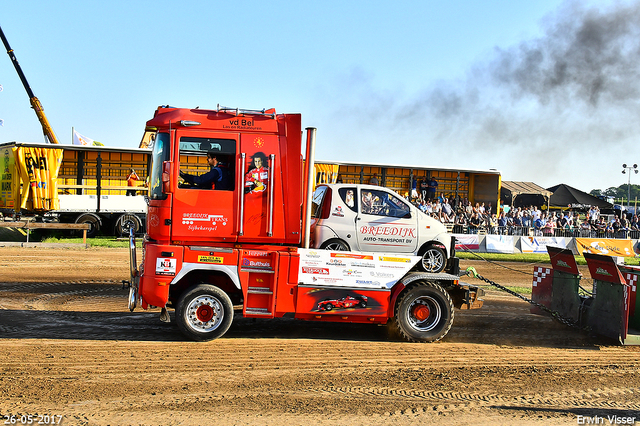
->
[[179, 150, 231, 190]]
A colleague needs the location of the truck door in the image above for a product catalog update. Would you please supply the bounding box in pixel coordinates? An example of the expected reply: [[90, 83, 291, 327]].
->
[[171, 133, 238, 243], [355, 188, 418, 253], [238, 133, 287, 244]]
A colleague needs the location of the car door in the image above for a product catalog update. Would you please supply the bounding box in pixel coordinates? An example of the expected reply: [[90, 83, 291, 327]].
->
[[355, 187, 418, 253]]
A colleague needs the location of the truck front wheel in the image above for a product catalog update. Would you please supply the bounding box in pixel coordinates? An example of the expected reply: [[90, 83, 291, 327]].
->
[[391, 282, 454, 343], [176, 285, 234, 341]]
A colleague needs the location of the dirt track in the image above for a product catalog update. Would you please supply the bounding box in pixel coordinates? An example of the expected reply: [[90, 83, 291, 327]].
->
[[1, 247, 639, 425]]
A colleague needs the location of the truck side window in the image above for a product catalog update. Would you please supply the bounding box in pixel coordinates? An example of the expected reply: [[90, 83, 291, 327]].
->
[[338, 188, 357, 212], [178, 137, 236, 190]]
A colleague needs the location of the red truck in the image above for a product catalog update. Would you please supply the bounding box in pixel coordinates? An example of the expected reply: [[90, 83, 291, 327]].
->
[[126, 105, 483, 342]]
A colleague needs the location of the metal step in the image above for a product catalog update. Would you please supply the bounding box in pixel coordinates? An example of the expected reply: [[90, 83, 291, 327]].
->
[[240, 267, 275, 273], [247, 286, 273, 294], [244, 307, 272, 316]]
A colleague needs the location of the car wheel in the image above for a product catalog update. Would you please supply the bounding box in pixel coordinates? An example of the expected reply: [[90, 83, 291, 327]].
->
[[390, 282, 454, 343], [420, 246, 446, 273], [176, 284, 234, 341], [320, 239, 350, 251], [324, 303, 333, 311]]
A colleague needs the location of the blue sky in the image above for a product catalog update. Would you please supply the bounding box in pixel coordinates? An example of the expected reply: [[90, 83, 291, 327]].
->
[[1, 0, 638, 193]]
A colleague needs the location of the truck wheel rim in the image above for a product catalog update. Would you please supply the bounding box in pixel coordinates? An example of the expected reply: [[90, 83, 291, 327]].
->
[[422, 250, 444, 271], [407, 296, 441, 332], [185, 295, 223, 332]]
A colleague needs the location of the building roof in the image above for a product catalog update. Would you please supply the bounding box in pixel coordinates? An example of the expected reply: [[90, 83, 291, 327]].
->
[[501, 181, 552, 197]]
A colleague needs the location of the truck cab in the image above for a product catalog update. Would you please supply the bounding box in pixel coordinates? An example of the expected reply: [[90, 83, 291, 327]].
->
[[310, 184, 454, 273]]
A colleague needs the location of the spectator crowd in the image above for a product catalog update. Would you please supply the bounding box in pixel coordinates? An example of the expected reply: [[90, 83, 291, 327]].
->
[[409, 193, 639, 239]]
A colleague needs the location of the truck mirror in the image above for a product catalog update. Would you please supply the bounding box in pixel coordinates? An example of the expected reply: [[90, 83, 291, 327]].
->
[[162, 161, 174, 194]]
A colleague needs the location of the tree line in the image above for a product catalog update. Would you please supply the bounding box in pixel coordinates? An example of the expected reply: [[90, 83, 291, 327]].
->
[[590, 184, 640, 205]]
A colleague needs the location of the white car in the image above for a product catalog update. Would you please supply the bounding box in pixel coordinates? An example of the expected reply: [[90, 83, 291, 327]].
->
[[310, 184, 454, 273]]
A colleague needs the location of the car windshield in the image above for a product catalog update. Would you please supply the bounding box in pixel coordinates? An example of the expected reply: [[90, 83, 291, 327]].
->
[[311, 186, 329, 218]]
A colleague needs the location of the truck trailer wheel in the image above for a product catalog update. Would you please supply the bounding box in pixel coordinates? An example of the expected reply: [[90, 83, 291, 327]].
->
[[75, 214, 101, 238], [176, 285, 234, 341], [115, 213, 142, 236], [391, 282, 454, 343], [420, 246, 446, 273]]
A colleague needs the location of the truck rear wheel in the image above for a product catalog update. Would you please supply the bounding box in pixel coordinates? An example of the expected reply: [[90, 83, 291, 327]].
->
[[391, 282, 454, 343], [176, 285, 233, 341]]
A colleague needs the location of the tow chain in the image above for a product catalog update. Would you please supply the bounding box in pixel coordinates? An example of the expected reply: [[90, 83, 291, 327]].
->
[[464, 266, 582, 329]]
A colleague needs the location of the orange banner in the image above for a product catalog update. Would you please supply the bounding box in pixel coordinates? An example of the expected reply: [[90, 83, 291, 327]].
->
[[575, 238, 636, 257]]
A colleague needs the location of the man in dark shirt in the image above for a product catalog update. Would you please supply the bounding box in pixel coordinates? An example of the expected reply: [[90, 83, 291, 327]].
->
[[179, 151, 231, 190], [427, 177, 438, 201]]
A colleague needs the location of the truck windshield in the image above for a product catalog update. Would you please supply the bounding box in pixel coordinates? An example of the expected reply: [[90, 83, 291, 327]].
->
[[149, 132, 170, 200]]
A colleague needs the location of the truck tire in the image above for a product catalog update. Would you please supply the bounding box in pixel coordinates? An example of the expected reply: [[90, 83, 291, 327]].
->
[[115, 213, 141, 236], [176, 285, 234, 341], [420, 246, 446, 273], [320, 239, 350, 251], [75, 214, 101, 238], [391, 282, 454, 343]]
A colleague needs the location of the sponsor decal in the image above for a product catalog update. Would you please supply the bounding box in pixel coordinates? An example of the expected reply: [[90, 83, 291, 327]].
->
[[355, 280, 380, 285], [182, 213, 228, 232], [198, 255, 223, 264], [149, 214, 160, 228], [378, 256, 412, 263], [350, 261, 375, 268], [362, 237, 408, 244], [243, 258, 272, 268], [332, 206, 345, 217], [359, 226, 416, 238], [331, 253, 374, 260], [595, 267, 613, 277], [305, 251, 321, 259], [302, 267, 330, 275], [222, 119, 264, 131], [327, 259, 346, 266], [557, 260, 569, 268], [244, 251, 269, 257], [379, 264, 409, 269], [253, 136, 265, 147], [342, 269, 363, 277], [313, 277, 343, 284], [370, 271, 395, 278], [156, 258, 176, 275]]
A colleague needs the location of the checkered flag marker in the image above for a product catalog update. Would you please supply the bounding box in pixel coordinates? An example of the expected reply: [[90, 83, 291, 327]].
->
[[533, 267, 551, 287], [625, 274, 637, 293]]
